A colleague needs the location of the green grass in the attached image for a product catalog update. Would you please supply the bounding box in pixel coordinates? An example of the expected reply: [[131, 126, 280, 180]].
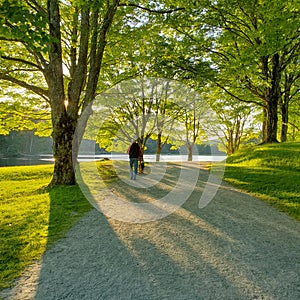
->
[[224, 142, 300, 221], [0, 165, 92, 290]]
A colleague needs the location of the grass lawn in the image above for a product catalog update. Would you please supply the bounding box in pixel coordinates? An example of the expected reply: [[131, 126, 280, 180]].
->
[[223, 142, 300, 221], [0, 165, 92, 290]]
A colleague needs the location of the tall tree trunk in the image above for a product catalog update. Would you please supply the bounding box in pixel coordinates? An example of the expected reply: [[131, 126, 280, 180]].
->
[[73, 104, 93, 164], [51, 112, 76, 185], [155, 132, 169, 162], [47, 0, 119, 186], [265, 97, 279, 143], [186, 143, 193, 161], [226, 147, 233, 156], [281, 101, 289, 142], [156, 151, 162, 162], [280, 73, 293, 143], [229, 129, 234, 155], [263, 54, 281, 144], [262, 107, 268, 143], [47, 0, 76, 185], [156, 133, 162, 162]]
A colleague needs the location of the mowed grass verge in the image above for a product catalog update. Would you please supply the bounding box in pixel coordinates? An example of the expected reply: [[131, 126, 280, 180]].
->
[[0, 165, 92, 290], [223, 142, 300, 221]]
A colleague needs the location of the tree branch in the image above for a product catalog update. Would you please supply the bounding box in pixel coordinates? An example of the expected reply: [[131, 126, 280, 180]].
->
[[67, 6, 90, 115], [281, 42, 300, 71], [214, 81, 264, 108], [118, 3, 184, 14], [288, 122, 300, 131], [82, 0, 120, 112], [242, 76, 266, 99], [1, 55, 42, 70], [25, 0, 47, 15], [0, 73, 49, 100], [0, 37, 24, 43], [174, 28, 232, 61], [1, 37, 49, 70], [6, 68, 41, 74]]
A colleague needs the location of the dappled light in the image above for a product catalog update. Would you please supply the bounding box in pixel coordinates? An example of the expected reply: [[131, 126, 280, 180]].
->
[[1, 0, 300, 296], [107, 210, 269, 298], [5, 175, 298, 299], [2, 159, 300, 298]]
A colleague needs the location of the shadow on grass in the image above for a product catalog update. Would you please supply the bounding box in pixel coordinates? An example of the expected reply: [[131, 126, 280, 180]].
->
[[46, 185, 93, 247], [0, 180, 92, 291], [224, 165, 300, 220]]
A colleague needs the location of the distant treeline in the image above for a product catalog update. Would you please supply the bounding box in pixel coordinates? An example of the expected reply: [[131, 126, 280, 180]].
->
[[0, 131, 225, 157], [0, 131, 53, 157]]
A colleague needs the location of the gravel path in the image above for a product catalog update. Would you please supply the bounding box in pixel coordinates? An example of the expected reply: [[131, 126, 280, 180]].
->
[[1, 164, 300, 300]]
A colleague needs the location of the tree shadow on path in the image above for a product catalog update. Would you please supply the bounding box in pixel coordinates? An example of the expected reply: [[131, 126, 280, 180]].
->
[[3, 163, 300, 299]]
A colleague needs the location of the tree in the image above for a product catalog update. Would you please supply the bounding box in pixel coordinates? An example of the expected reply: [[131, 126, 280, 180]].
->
[[143, 79, 184, 161], [156, 0, 300, 144], [180, 94, 208, 161], [206, 88, 259, 155], [0, 0, 183, 185], [94, 79, 157, 153], [205, 0, 300, 143], [92, 78, 183, 159], [285, 92, 300, 142], [0, 0, 121, 185]]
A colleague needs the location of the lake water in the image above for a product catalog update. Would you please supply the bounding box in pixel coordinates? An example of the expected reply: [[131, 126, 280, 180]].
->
[[79, 154, 226, 162], [0, 154, 226, 167], [0, 155, 54, 167]]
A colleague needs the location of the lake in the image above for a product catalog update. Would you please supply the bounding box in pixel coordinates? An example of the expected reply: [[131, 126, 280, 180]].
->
[[0, 154, 226, 167]]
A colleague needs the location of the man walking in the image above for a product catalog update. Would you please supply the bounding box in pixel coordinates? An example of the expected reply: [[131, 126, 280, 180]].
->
[[128, 141, 141, 180]]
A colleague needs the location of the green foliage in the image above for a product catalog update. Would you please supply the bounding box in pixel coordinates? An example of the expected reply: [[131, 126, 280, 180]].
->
[[0, 101, 51, 136], [92, 78, 212, 155], [224, 142, 300, 220], [0, 165, 92, 289], [205, 87, 261, 153], [288, 101, 300, 141], [1, 0, 299, 182], [0, 0, 49, 52], [158, 0, 299, 144]]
